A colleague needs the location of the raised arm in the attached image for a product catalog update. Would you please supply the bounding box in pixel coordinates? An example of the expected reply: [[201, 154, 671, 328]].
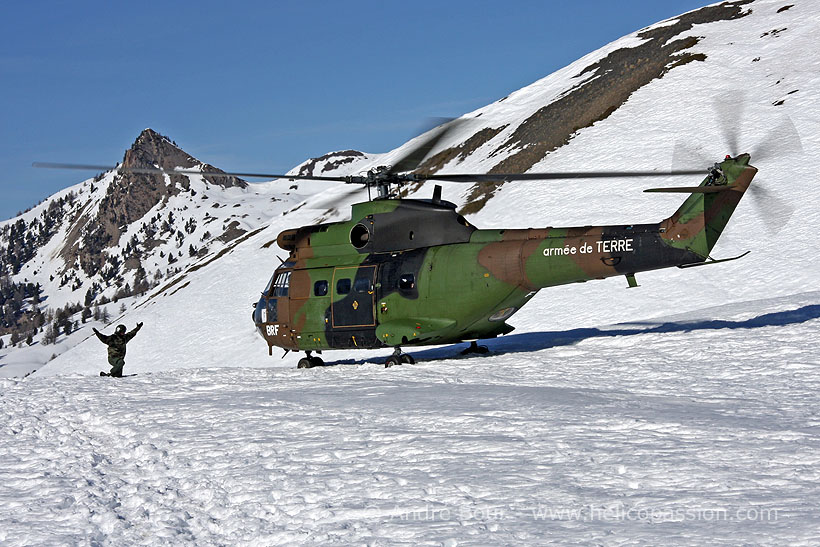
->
[[125, 322, 143, 342], [92, 328, 111, 345]]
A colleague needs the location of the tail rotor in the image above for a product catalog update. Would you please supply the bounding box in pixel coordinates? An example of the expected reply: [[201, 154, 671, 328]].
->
[[673, 93, 802, 234]]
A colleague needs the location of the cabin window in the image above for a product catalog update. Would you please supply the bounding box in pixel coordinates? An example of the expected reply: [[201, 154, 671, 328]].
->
[[336, 278, 351, 295], [270, 271, 290, 297], [354, 277, 372, 293], [314, 280, 328, 296], [399, 273, 415, 290]]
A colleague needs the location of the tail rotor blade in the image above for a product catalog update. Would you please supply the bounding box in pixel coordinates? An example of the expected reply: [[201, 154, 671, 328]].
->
[[748, 182, 795, 234], [713, 91, 746, 156], [751, 116, 803, 163]]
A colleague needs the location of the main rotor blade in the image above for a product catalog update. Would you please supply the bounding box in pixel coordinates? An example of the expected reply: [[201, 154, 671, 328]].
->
[[420, 169, 705, 183], [32, 162, 350, 182], [33, 162, 121, 172], [672, 141, 711, 172], [310, 184, 368, 210], [387, 118, 463, 174]]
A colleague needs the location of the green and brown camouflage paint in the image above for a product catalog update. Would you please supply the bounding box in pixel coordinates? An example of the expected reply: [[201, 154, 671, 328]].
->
[[253, 155, 755, 356]]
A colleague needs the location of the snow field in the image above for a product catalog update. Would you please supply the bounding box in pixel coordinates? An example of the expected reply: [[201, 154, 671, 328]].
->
[[2, 1, 820, 544], [2, 291, 819, 545]]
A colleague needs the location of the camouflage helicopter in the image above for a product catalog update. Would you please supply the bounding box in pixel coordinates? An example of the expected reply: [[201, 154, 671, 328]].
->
[[36, 118, 777, 369], [243, 121, 761, 368]]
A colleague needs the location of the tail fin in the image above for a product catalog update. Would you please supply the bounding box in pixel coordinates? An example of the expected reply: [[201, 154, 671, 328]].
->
[[659, 154, 757, 259]]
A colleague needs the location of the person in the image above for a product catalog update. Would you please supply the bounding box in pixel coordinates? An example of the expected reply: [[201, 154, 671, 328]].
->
[[93, 322, 143, 377]]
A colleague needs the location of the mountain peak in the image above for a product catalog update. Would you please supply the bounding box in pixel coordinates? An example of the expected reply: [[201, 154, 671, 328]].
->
[[122, 129, 245, 189], [55, 129, 248, 278], [129, 128, 182, 158]]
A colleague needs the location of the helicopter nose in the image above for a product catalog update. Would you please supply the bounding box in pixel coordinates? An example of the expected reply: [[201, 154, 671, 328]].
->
[[252, 298, 264, 325]]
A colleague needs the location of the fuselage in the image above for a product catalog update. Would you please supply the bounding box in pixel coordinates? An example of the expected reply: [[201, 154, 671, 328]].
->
[[253, 156, 756, 355]]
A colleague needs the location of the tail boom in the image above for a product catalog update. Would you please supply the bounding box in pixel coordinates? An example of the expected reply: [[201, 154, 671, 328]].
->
[[476, 155, 756, 291]]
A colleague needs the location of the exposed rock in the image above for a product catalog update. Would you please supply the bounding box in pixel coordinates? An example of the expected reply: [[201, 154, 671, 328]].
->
[[216, 220, 247, 244], [451, 1, 753, 215], [60, 129, 247, 277], [298, 150, 366, 177], [417, 125, 509, 174]]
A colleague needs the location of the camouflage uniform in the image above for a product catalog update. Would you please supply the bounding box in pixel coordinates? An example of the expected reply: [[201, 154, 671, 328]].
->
[[93, 323, 142, 377]]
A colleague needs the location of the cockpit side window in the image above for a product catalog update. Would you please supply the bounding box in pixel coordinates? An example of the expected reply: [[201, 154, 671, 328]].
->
[[263, 273, 276, 295], [314, 280, 328, 296], [270, 271, 291, 297]]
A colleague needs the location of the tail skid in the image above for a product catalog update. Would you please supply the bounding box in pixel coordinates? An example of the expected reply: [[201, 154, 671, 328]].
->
[[677, 250, 750, 269]]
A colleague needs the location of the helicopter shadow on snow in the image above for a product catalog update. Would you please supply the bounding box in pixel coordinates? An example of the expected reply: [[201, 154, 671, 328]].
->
[[323, 304, 820, 367]]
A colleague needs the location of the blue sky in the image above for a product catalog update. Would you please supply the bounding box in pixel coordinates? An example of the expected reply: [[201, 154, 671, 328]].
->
[[0, 0, 712, 220]]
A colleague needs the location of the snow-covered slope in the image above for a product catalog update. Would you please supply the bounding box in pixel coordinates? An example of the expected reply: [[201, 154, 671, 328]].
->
[[1, 0, 819, 543], [26, 0, 820, 377], [2, 292, 818, 544], [0, 133, 378, 376]]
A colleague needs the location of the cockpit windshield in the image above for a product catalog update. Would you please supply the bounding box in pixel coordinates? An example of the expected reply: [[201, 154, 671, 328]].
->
[[270, 271, 291, 297]]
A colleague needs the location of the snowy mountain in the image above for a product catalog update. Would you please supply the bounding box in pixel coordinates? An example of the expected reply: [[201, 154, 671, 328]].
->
[[1, 0, 819, 543], [0, 130, 377, 375]]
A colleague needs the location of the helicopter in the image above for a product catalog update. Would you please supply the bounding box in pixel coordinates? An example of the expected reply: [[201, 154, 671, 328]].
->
[[244, 121, 758, 368], [35, 118, 765, 369]]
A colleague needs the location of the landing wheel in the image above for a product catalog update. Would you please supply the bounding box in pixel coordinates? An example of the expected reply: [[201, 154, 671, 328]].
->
[[298, 351, 324, 369], [385, 347, 415, 368]]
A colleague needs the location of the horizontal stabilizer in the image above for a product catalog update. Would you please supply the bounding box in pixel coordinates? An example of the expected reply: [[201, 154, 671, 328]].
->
[[644, 184, 737, 193]]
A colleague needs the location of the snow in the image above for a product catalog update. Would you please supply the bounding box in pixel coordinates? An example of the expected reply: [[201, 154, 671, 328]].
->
[[2, 292, 819, 544], [2, 0, 820, 543]]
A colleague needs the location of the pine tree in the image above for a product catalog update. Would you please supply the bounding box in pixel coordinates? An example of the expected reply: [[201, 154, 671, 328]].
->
[[84, 288, 95, 307], [43, 323, 58, 345]]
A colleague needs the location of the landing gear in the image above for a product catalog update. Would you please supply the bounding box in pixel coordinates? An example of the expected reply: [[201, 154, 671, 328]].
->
[[461, 341, 489, 355], [384, 347, 415, 368], [297, 351, 325, 369]]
